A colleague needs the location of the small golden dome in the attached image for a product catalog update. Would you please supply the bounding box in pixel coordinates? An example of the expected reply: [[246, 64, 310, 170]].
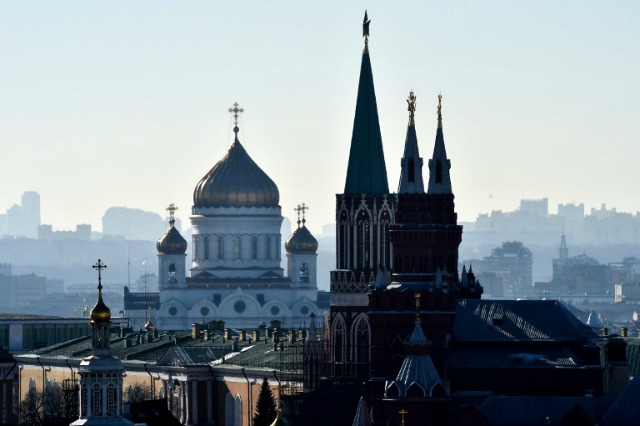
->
[[157, 222, 187, 255], [285, 225, 318, 254], [144, 320, 155, 331], [90, 286, 111, 324]]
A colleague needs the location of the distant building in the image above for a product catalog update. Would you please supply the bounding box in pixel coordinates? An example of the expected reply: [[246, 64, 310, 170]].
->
[[102, 206, 178, 241], [464, 241, 532, 299], [38, 223, 91, 240], [0, 265, 48, 311], [0, 191, 40, 238]]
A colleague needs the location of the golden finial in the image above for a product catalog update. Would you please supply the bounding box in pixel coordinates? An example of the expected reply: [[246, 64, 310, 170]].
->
[[293, 203, 309, 227], [399, 409, 409, 426], [437, 93, 443, 124], [166, 203, 178, 226], [407, 91, 417, 126]]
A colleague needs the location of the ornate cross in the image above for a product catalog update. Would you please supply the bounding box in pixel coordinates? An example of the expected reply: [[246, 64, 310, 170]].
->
[[228, 102, 244, 135], [92, 259, 107, 289], [166, 203, 178, 225], [437, 93, 443, 121], [294, 203, 309, 226], [399, 410, 408, 426]]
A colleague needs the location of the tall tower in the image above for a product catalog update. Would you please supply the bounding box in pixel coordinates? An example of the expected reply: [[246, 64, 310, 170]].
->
[[391, 95, 462, 283], [71, 260, 132, 426], [330, 11, 394, 379]]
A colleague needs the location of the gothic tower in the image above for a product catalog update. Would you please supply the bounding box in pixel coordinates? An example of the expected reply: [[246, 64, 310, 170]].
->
[[330, 12, 394, 379]]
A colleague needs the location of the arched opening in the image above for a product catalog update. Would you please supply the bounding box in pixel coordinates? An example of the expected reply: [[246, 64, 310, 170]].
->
[[233, 394, 242, 426], [252, 236, 258, 259], [92, 383, 102, 416], [218, 237, 225, 260], [436, 159, 443, 184], [299, 262, 309, 282], [266, 237, 272, 260], [224, 393, 234, 426], [204, 236, 210, 259], [168, 263, 177, 283], [407, 382, 426, 398], [233, 237, 241, 260]]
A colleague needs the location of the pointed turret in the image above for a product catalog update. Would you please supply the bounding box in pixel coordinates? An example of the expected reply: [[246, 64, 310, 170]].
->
[[398, 91, 425, 194], [344, 11, 389, 195], [427, 94, 453, 194], [559, 233, 569, 261]]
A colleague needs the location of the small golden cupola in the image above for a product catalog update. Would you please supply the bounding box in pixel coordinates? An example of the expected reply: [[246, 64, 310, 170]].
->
[[285, 203, 318, 254], [157, 203, 188, 255], [90, 259, 111, 324]]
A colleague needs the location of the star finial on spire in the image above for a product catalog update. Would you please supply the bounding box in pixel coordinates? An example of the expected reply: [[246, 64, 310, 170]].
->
[[228, 102, 244, 138], [362, 11, 371, 44], [166, 203, 178, 226], [92, 259, 107, 290]]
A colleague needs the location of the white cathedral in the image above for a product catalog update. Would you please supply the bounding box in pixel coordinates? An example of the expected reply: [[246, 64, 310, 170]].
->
[[155, 105, 320, 330]]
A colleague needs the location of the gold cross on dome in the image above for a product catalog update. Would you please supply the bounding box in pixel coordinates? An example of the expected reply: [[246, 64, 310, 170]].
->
[[294, 203, 309, 226], [92, 259, 107, 289], [166, 203, 178, 225], [228, 102, 244, 132]]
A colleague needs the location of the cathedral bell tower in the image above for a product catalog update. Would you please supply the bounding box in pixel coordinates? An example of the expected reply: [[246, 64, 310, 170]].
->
[[329, 11, 394, 379]]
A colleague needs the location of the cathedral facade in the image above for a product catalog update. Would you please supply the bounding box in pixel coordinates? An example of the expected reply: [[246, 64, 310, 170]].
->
[[155, 109, 320, 330]]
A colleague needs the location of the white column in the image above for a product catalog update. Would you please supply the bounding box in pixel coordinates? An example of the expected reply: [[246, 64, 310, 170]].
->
[[207, 381, 213, 425]]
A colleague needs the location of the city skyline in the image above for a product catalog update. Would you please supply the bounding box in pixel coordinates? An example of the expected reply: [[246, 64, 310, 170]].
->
[[1, 1, 638, 232]]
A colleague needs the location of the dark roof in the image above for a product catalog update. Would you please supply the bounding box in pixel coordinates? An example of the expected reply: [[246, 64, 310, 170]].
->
[[599, 378, 640, 426], [453, 300, 595, 342], [448, 345, 582, 368], [625, 338, 640, 378], [129, 399, 181, 426], [157, 346, 232, 367], [343, 44, 388, 196], [479, 396, 614, 426], [226, 340, 304, 370]]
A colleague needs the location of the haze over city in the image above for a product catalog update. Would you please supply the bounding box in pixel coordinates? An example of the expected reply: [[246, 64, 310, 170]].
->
[[1, 1, 638, 232]]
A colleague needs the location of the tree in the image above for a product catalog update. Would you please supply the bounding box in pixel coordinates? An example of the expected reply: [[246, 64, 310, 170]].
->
[[19, 381, 70, 426], [253, 377, 277, 426], [124, 383, 153, 404]]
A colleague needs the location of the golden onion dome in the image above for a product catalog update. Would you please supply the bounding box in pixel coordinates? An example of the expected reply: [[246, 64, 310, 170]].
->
[[144, 320, 155, 331], [157, 221, 187, 255], [90, 285, 111, 324], [285, 224, 318, 254], [193, 138, 280, 209]]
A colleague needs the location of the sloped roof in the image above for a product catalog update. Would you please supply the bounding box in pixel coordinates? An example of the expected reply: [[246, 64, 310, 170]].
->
[[453, 300, 595, 342], [479, 396, 614, 426], [448, 345, 582, 368], [599, 378, 640, 426]]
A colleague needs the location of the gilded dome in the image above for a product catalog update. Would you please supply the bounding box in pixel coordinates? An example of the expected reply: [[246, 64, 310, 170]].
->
[[157, 222, 187, 255], [285, 224, 318, 254], [90, 285, 111, 324], [193, 138, 280, 208]]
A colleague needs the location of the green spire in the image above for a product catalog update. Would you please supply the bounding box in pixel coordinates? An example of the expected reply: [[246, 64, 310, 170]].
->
[[343, 12, 389, 196]]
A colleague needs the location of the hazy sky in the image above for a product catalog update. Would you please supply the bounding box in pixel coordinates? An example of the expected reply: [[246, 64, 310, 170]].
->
[[1, 1, 639, 234]]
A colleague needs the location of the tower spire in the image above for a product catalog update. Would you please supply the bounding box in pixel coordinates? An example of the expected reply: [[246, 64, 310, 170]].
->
[[427, 94, 452, 194], [344, 11, 389, 195], [398, 90, 424, 194]]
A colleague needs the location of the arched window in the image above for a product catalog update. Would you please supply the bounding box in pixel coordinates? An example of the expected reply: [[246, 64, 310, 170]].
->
[[234, 237, 241, 259], [192, 236, 198, 260], [233, 394, 242, 426], [299, 263, 309, 283], [204, 236, 210, 260], [107, 383, 117, 415], [92, 383, 103, 416], [266, 237, 271, 260], [436, 159, 442, 184], [352, 314, 371, 377], [252, 236, 258, 259], [218, 237, 225, 260], [358, 220, 370, 270], [408, 158, 415, 182], [80, 383, 87, 417], [168, 263, 177, 283], [224, 393, 234, 426]]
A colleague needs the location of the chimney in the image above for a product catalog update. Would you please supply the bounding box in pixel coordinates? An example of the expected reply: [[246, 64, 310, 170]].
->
[[288, 330, 296, 343], [239, 330, 246, 341], [204, 330, 210, 341], [224, 328, 232, 341], [601, 328, 609, 336], [252, 330, 260, 342], [621, 327, 628, 337], [191, 323, 201, 339]]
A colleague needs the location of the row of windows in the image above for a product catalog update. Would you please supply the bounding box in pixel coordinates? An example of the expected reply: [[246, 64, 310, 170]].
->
[[193, 235, 279, 261]]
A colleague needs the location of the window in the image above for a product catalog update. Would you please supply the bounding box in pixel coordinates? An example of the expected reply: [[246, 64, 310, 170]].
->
[[266, 237, 271, 259], [233, 394, 242, 426], [252, 236, 258, 259], [234, 237, 241, 260], [300, 263, 309, 283], [80, 384, 87, 417], [234, 301, 246, 313], [436, 160, 442, 184], [204, 236, 210, 260], [107, 383, 117, 416], [218, 237, 225, 260], [193, 236, 198, 260], [408, 158, 415, 182], [168, 263, 177, 283], [359, 220, 370, 270], [92, 384, 102, 416]]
